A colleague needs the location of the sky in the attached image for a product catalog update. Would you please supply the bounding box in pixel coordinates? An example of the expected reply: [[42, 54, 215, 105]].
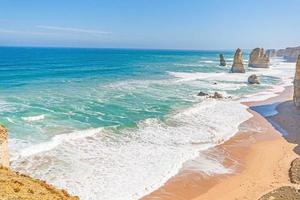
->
[[0, 0, 299, 50]]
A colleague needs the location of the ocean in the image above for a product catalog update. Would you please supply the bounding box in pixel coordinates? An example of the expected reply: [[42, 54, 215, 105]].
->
[[0, 47, 295, 199]]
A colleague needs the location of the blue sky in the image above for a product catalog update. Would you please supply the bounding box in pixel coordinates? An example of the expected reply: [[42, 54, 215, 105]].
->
[[0, 0, 299, 49]]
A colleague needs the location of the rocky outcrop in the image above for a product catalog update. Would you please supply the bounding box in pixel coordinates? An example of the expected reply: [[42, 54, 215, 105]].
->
[[219, 54, 226, 66], [258, 186, 300, 200], [248, 48, 269, 68], [294, 55, 300, 107], [211, 92, 223, 99], [289, 158, 300, 183], [265, 49, 276, 57], [231, 48, 245, 73], [248, 74, 260, 84], [197, 91, 208, 96], [0, 125, 9, 168]]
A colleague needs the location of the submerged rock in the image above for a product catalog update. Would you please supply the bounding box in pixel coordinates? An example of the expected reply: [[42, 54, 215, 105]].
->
[[289, 158, 300, 183], [248, 74, 260, 84], [294, 55, 300, 107], [197, 91, 209, 96], [248, 48, 269, 68], [231, 48, 245, 73], [219, 54, 226, 66]]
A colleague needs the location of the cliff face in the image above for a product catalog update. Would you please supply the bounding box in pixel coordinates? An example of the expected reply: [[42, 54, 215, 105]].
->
[[294, 55, 300, 107], [284, 47, 300, 62], [231, 48, 245, 73], [248, 48, 269, 68], [276, 46, 300, 62], [219, 54, 226, 66]]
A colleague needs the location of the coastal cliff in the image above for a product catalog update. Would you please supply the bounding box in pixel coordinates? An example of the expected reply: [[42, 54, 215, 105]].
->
[[248, 48, 269, 68], [231, 48, 245, 73], [294, 55, 300, 107], [0, 125, 79, 200], [265, 46, 300, 62]]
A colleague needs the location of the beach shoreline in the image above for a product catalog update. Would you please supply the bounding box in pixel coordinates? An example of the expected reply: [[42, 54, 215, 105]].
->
[[142, 86, 298, 200]]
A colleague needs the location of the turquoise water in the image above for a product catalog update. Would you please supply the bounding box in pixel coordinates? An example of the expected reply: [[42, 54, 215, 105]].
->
[[0, 47, 249, 141], [0, 47, 292, 200]]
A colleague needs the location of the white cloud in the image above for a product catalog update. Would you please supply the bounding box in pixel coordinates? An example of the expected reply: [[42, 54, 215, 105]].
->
[[37, 25, 111, 35], [0, 29, 57, 36]]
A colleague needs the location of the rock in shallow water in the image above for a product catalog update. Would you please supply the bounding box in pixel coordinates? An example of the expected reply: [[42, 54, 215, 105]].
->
[[248, 74, 260, 84], [219, 54, 226, 66], [197, 91, 209, 96], [231, 48, 245, 73]]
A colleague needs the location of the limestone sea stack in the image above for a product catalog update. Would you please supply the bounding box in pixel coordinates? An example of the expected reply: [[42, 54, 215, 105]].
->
[[219, 54, 226, 66], [248, 48, 269, 68], [294, 55, 300, 107], [230, 48, 245, 73]]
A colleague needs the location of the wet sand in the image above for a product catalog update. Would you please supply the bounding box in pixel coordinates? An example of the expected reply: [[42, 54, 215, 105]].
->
[[142, 86, 299, 200]]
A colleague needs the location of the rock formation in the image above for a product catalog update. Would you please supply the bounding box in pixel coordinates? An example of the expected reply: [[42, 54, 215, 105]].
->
[[258, 186, 300, 200], [197, 91, 208, 96], [211, 92, 223, 99], [294, 55, 300, 107], [248, 74, 260, 84], [219, 54, 226, 66], [248, 48, 269, 68], [0, 125, 9, 168], [231, 48, 245, 73], [276, 46, 300, 62], [289, 158, 300, 184], [283, 47, 300, 62], [265, 49, 276, 57]]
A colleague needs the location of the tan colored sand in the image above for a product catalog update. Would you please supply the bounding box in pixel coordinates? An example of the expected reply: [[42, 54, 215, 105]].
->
[[0, 165, 79, 200], [142, 86, 298, 200]]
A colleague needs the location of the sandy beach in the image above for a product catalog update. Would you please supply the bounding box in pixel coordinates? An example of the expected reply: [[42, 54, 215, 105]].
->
[[142, 86, 300, 200]]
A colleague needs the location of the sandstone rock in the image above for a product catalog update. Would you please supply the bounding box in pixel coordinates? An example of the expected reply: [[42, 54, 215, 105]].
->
[[265, 49, 276, 57], [219, 54, 226, 66], [258, 186, 300, 200], [231, 48, 245, 73], [289, 158, 300, 183], [197, 91, 208, 96], [248, 74, 260, 84], [248, 48, 269, 68], [294, 55, 300, 107]]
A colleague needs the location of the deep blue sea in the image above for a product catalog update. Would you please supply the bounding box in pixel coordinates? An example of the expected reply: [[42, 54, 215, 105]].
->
[[0, 47, 294, 200]]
